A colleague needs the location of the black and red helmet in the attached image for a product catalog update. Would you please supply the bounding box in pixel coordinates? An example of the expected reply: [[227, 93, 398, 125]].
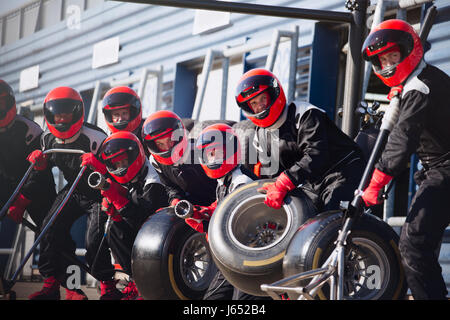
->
[[99, 131, 146, 184], [141, 110, 188, 165], [101, 86, 142, 133], [235, 68, 286, 128], [362, 19, 424, 87], [0, 80, 16, 128], [195, 123, 241, 179], [43, 87, 84, 139]]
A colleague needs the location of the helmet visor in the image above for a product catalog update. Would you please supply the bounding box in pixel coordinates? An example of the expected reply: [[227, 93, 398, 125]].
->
[[235, 74, 280, 115], [102, 92, 141, 125], [44, 99, 83, 125], [362, 29, 414, 66], [100, 138, 140, 177], [142, 116, 185, 154]]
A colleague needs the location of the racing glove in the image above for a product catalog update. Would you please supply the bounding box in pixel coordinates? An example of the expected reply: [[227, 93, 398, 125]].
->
[[27, 150, 48, 171], [257, 172, 296, 209], [185, 200, 217, 234], [7, 193, 31, 224], [362, 168, 393, 206], [101, 197, 123, 222], [80, 153, 108, 175], [100, 178, 129, 211], [170, 198, 181, 207]]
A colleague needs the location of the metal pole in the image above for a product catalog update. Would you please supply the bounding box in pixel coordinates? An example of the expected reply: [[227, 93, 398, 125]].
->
[[8, 165, 87, 286], [118, 0, 352, 23], [155, 65, 164, 111], [220, 57, 229, 120], [265, 30, 281, 72], [138, 68, 149, 98], [192, 49, 222, 120], [288, 26, 299, 104], [0, 164, 34, 221], [87, 80, 107, 125], [362, 0, 387, 98], [341, 0, 368, 138]]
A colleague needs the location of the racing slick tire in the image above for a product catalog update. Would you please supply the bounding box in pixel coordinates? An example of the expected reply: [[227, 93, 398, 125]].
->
[[208, 179, 316, 296], [132, 208, 217, 300], [282, 211, 407, 300]]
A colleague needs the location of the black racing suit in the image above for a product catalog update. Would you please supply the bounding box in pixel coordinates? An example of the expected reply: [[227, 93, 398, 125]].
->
[[375, 62, 450, 299], [254, 101, 366, 213], [202, 165, 270, 300], [150, 142, 218, 206], [106, 160, 169, 276], [37, 123, 114, 283], [0, 115, 56, 270]]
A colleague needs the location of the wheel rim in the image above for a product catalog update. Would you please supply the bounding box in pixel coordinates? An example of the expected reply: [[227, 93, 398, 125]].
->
[[227, 194, 293, 251], [179, 232, 214, 291], [343, 237, 391, 300]]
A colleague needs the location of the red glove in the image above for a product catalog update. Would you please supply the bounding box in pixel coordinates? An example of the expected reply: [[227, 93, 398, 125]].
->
[[257, 172, 296, 209], [27, 150, 48, 171], [387, 85, 404, 101], [253, 162, 262, 178], [155, 199, 181, 213], [362, 168, 393, 206], [185, 200, 217, 233], [170, 198, 181, 207], [100, 178, 129, 211], [101, 197, 123, 222], [80, 153, 107, 175], [7, 193, 31, 224]]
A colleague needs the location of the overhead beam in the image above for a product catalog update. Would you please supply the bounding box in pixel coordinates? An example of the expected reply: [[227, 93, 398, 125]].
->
[[117, 0, 353, 24]]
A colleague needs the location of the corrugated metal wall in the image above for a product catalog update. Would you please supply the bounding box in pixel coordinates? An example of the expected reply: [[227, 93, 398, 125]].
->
[[0, 0, 347, 113], [425, 0, 450, 74]]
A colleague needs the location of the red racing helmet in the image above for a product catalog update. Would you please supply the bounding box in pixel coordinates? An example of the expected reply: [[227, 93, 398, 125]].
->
[[195, 123, 241, 179], [99, 131, 146, 184], [235, 68, 286, 128], [43, 87, 84, 139], [0, 80, 16, 128], [141, 110, 188, 165], [101, 86, 142, 133], [362, 19, 424, 87]]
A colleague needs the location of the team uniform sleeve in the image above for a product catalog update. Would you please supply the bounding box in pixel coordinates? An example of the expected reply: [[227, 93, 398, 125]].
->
[[21, 132, 56, 201], [285, 109, 332, 186], [118, 182, 169, 229], [150, 156, 185, 203], [376, 90, 428, 177]]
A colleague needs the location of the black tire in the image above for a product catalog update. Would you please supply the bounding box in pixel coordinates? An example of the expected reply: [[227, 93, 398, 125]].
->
[[131, 208, 217, 300], [208, 179, 316, 296], [283, 211, 407, 300]]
